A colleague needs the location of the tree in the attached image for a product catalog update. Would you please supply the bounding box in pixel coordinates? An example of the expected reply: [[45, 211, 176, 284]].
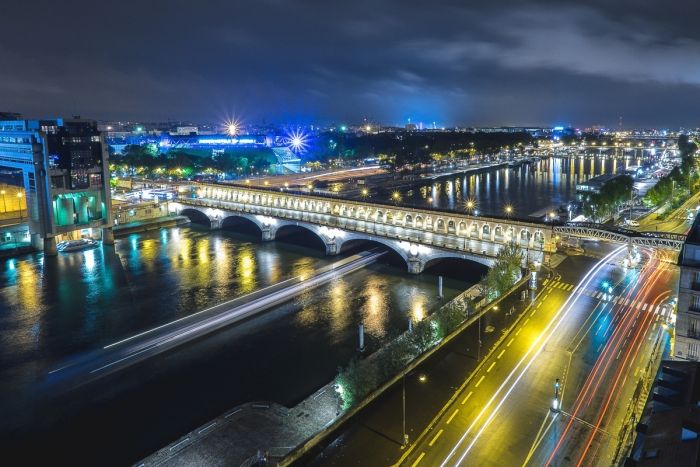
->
[[479, 243, 523, 300]]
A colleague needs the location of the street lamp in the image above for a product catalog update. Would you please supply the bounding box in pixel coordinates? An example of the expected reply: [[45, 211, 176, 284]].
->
[[17, 191, 23, 221], [392, 191, 401, 204], [402, 371, 428, 448], [361, 188, 369, 197], [0, 190, 6, 213], [504, 204, 513, 217], [465, 198, 476, 215]]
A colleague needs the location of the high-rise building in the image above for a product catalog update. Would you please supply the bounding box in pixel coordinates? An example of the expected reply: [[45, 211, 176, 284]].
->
[[676, 216, 700, 360], [0, 117, 113, 254]]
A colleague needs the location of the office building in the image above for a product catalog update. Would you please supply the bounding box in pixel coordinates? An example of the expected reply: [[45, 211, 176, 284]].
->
[[0, 116, 113, 254]]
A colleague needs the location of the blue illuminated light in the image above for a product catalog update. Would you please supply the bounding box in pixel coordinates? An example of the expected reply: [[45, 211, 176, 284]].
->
[[286, 128, 310, 153]]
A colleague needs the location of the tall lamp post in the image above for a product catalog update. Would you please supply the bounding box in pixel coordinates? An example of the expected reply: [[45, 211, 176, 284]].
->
[[17, 191, 23, 221], [402, 371, 427, 448]]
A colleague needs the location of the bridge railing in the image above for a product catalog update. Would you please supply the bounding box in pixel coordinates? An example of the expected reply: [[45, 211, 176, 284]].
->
[[188, 181, 548, 227]]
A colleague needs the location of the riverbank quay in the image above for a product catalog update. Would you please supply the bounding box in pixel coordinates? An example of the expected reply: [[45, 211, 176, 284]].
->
[[136, 270, 529, 466], [113, 215, 190, 237]]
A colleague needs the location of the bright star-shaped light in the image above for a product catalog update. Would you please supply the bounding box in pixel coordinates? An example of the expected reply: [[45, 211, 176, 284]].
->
[[286, 128, 310, 153]]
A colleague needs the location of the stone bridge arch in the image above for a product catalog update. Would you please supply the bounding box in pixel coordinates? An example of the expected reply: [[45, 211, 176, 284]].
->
[[180, 207, 212, 227]]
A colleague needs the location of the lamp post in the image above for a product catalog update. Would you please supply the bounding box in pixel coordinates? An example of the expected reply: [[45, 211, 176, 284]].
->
[[401, 371, 427, 448], [17, 191, 23, 221], [0, 189, 5, 213]]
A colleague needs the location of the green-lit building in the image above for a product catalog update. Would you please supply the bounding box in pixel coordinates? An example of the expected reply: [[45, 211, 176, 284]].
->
[[0, 116, 113, 254]]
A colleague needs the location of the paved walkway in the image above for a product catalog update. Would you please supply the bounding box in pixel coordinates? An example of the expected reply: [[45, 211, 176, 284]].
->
[[138, 383, 340, 467]]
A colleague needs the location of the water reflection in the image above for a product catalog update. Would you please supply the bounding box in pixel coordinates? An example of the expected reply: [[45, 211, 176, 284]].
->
[[404, 156, 647, 216]]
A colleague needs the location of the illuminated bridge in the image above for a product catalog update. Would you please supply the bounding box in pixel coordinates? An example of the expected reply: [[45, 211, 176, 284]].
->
[[172, 183, 556, 274]]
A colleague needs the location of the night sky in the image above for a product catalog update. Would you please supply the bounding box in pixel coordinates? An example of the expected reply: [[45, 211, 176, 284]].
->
[[2, 0, 699, 127]]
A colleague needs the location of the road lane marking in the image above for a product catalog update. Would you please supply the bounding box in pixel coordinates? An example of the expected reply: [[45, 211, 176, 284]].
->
[[487, 362, 496, 373], [429, 429, 444, 447], [462, 391, 473, 405], [446, 409, 459, 424], [475, 375, 485, 387], [515, 328, 522, 336], [411, 452, 425, 467], [523, 318, 530, 326], [506, 338, 514, 347], [497, 349, 505, 359], [642, 303, 648, 311], [566, 284, 574, 291]]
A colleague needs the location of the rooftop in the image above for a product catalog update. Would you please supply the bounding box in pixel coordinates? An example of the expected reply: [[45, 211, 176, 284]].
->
[[628, 360, 700, 466]]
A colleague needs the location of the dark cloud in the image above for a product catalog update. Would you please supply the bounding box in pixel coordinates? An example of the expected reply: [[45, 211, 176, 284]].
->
[[1, 0, 698, 127]]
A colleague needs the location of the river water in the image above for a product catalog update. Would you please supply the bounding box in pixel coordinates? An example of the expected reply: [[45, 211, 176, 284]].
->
[[0, 225, 479, 464], [401, 155, 647, 217]]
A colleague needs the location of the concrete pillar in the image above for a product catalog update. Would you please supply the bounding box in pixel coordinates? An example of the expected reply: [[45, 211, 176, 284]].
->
[[44, 237, 57, 256], [261, 227, 275, 241], [210, 218, 222, 230], [407, 257, 424, 274], [31, 233, 43, 250], [102, 227, 115, 245], [325, 240, 339, 255]]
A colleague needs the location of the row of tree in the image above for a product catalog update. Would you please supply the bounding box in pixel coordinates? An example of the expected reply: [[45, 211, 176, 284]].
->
[[335, 243, 524, 410], [644, 138, 699, 209], [582, 175, 635, 221], [109, 145, 276, 179]]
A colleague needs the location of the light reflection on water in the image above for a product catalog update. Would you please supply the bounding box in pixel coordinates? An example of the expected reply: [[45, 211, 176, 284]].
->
[[0, 226, 474, 398], [404, 156, 647, 216]]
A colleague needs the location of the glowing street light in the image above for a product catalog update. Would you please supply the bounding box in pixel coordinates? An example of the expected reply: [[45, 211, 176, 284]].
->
[[227, 122, 238, 136], [361, 188, 369, 197], [464, 198, 476, 214], [391, 191, 401, 203], [504, 204, 514, 217]]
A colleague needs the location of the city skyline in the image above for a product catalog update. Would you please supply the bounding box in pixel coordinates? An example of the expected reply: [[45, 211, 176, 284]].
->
[[2, 0, 700, 127]]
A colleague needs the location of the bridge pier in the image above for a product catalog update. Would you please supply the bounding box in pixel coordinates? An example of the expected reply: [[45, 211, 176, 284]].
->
[[44, 237, 57, 256], [325, 240, 340, 255], [102, 227, 115, 246], [210, 218, 223, 230], [261, 227, 275, 241], [407, 257, 425, 274]]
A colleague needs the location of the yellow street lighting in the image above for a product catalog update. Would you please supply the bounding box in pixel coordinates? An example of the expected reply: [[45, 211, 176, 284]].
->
[[505, 205, 513, 216], [418, 374, 427, 383], [361, 188, 369, 197]]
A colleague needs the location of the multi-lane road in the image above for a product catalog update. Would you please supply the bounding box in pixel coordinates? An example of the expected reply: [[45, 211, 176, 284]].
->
[[310, 245, 677, 466], [397, 247, 675, 467]]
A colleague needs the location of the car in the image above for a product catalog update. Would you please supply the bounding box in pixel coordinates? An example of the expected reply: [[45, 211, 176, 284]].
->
[[624, 219, 640, 227]]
